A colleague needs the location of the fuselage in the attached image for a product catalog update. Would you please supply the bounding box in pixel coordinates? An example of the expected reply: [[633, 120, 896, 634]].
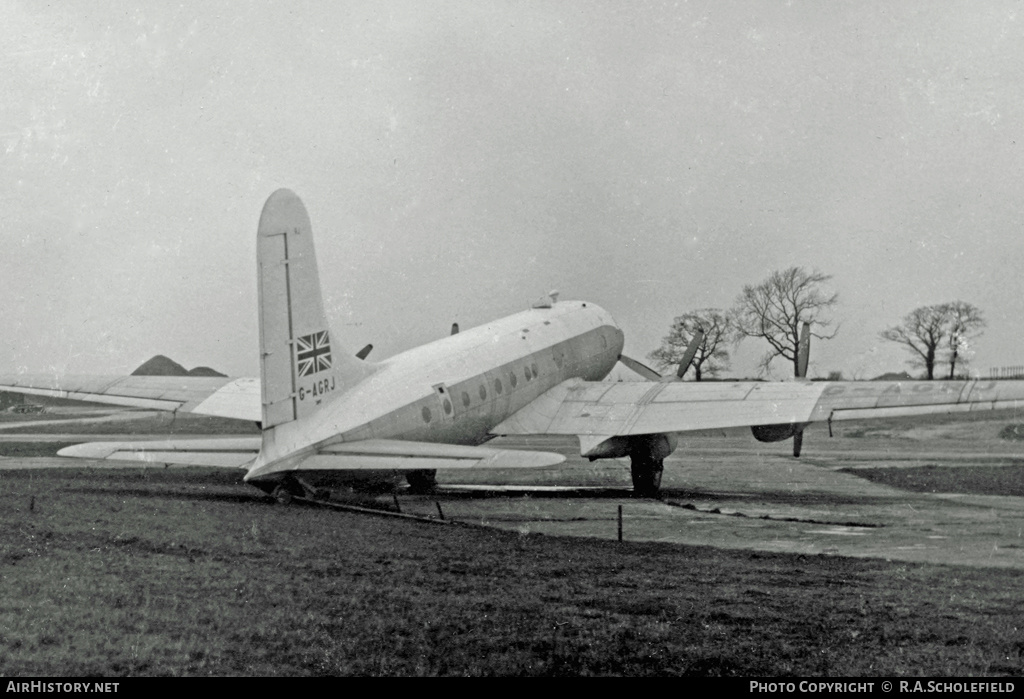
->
[[246, 301, 624, 481]]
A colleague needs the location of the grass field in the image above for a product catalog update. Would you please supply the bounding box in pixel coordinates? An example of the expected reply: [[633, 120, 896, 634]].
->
[[847, 464, 1024, 497], [1, 466, 1023, 677], [1, 410, 1024, 676]]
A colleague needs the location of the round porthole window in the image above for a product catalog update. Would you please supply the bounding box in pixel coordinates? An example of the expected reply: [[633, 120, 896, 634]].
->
[[421, 406, 432, 422]]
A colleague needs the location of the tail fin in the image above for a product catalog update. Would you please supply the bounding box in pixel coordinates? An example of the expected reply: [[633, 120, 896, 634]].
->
[[257, 189, 373, 428]]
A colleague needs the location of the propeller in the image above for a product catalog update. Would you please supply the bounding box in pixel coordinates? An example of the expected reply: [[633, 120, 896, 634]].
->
[[796, 322, 810, 380], [619, 328, 705, 383], [618, 355, 663, 381], [672, 328, 704, 381], [792, 322, 811, 457]]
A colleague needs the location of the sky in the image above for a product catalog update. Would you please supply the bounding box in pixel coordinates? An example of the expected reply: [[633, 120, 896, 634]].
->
[[3, 0, 1023, 380]]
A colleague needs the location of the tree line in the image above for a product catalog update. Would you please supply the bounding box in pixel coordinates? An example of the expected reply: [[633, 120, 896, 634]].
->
[[648, 266, 985, 381]]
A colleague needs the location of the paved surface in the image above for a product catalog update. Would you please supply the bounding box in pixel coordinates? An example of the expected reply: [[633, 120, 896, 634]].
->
[[404, 429, 1024, 569]]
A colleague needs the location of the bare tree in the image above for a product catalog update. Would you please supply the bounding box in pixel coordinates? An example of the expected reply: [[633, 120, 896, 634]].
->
[[648, 308, 734, 380], [733, 267, 838, 377], [880, 302, 985, 380], [943, 301, 985, 379], [879, 305, 947, 379]]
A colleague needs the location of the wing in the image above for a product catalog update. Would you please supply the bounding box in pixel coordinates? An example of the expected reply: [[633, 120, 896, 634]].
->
[[16, 438, 563, 474], [0, 437, 264, 470], [314, 440, 564, 469], [0, 374, 261, 422], [245, 440, 564, 478], [492, 378, 1024, 437]]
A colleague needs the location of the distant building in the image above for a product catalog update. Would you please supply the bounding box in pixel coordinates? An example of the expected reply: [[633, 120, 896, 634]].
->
[[990, 366, 1024, 379]]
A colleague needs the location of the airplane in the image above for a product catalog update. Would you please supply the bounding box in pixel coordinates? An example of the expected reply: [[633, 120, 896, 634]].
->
[[3, 188, 1024, 501]]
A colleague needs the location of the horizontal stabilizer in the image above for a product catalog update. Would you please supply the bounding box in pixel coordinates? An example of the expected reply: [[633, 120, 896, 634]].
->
[[55, 437, 262, 468], [0, 374, 261, 422], [245, 439, 565, 480]]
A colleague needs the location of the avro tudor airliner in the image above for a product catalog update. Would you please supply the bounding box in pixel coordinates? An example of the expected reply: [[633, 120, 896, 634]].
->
[[3, 189, 1023, 499]]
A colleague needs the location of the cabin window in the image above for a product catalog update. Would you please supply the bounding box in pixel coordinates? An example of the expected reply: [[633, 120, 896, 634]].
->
[[479, 384, 487, 400], [462, 391, 471, 407], [494, 378, 503, 394], [443, 398, 452, 415], [524, 366, 532, 381], [531, 362, 538, 377], [510, 372, 517, 388], [421, 406, 432, 423]]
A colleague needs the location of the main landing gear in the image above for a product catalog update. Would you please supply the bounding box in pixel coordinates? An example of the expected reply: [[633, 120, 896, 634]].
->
[[629, 454, 664, 498], [405, 469, 438, 494]]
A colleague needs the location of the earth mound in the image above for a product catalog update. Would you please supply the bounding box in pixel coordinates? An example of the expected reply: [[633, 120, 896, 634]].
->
[[132, 355, 226, 377]]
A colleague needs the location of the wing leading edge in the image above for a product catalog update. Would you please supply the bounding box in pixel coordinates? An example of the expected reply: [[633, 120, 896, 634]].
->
[[492, 378, 1024, 438]]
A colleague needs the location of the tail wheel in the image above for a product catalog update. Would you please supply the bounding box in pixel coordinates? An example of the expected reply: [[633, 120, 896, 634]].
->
[[272, 484, 294, 505], [406, 469, 438, 493], [271, 477, 305, 505], [629, 456, 663, 498]]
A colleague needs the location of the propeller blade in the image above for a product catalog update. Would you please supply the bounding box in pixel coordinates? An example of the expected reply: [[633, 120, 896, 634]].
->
[[796, 322, 810, 378], [618, 355, 663, 381], [674, 329, 704, 380], [791, 324, 811, 455], [451, 323, 460, 335], [355, 344, 373, 360]]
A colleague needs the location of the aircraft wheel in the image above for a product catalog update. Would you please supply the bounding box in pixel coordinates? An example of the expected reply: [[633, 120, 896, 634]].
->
[[406, 469, 438, 494], [272, 485, 293, 505], [630, 456, 663, 498]]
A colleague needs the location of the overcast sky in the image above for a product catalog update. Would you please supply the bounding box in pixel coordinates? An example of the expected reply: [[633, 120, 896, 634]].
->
[[4, 0, 1023, 380]]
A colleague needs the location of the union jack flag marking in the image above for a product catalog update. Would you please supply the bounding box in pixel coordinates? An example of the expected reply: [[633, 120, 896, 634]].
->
[[296, 331, 332, 377]]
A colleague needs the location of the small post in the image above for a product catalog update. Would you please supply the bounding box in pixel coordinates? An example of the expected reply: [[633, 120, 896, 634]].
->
[[435, 501, 445, 521], [29, 496, 35, 513], [617, 505, 623, 542], [392, 492, 401, 513]]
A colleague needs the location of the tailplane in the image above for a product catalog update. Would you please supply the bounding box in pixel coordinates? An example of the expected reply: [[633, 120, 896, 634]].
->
[[257, 189, 373, 428]]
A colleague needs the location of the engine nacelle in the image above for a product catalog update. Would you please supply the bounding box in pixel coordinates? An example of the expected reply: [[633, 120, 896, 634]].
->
[[751, 423, 804, 443], [630, 433, 678, 461], [581, 433, 679, 496], [582, 433, 679, 461], [583, 435, 631, 460]]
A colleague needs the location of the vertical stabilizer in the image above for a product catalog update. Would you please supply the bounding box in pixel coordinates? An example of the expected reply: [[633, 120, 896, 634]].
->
[[257, 189, 373, 428]]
